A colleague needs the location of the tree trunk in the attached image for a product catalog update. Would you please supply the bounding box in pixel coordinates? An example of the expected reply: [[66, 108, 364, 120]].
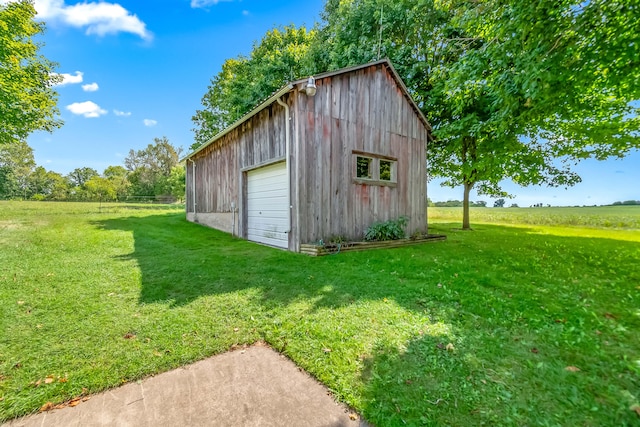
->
[[460, 135, 477, 230], [462, 181, 472, 230]]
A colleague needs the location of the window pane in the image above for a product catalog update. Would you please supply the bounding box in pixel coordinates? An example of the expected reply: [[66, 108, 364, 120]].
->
[[380, 160, 392, 181], [356, 156, 372, 178]]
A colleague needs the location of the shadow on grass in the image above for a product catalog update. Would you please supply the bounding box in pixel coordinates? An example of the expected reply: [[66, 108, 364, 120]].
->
[[92, 213, 640, 426]]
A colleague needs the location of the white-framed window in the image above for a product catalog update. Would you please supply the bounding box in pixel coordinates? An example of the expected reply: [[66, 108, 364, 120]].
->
[[353, 151, 397, 186]]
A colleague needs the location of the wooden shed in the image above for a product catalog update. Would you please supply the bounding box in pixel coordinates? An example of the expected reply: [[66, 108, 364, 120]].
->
[[183, 59, 431, 252]]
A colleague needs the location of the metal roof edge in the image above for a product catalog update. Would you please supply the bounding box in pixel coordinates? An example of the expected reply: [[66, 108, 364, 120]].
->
[[182, 84, 294, 161], [183, 58, 433, 161], [290, 58, 391, 86]]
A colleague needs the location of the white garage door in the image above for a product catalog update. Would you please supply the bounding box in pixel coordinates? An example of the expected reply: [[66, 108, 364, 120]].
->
[[247, 162, 289, 249]]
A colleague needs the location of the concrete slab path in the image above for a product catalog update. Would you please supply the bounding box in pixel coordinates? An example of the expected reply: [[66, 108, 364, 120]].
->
[[3, 343, 368, 427]]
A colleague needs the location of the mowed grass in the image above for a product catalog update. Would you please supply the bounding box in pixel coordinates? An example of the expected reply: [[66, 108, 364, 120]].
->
[[1, 202, 639, 425]]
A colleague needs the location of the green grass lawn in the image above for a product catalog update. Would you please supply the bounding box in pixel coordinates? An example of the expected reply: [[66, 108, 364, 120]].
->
[[1, 202, 639, 425]]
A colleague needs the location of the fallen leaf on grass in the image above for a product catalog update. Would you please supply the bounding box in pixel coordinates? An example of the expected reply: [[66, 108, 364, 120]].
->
[[40, 402, 54, 412], [68, 398, 82, 407], [17, 301, 25, 305], [631, 405, 640, 417], [44, 376, 54, 384], [531, 348, 539, 354], [565, 366, 581, 372], [323, 348, 332, 353], [123, 333, 136, 339], [604, 312, 617, 320], [445, 343, 455, 351]]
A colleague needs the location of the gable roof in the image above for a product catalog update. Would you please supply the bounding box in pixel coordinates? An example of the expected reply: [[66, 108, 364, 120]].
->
[[183, 59, 431, 161]]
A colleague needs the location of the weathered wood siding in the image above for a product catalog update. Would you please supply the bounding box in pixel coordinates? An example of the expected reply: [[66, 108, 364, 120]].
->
[[291, 63, 428, 248], [186, 60, 429, 252], [185, 102, 288, 235]]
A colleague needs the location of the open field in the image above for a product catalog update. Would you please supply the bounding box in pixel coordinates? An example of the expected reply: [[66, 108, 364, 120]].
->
[[1, 202, 639, 425], [429, 205, 640, 229]]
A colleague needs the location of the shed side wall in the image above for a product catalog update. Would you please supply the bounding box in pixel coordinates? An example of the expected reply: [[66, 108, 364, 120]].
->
[[292, 63, 427, 246], [186, 102, 288, 242]]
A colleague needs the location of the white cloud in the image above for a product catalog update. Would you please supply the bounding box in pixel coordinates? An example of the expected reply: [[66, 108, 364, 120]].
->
[[242, 10, 249, 16], [143, 119, 157, 127], [191, 0, 233, 9], [114, 109, 131, 117], [66, 101, 107, 118], [53, 71, 83, 86], [82, 82, 99, 92], [33, 0, 152, 40]]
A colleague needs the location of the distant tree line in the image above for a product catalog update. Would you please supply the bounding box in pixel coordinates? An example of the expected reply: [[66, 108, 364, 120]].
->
[[428, 199, 487, 207], [0, 137, 185, 203], [611, 200, 640, 206]]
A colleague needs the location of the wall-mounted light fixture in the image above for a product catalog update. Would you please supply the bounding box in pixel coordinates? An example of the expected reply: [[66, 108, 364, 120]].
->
[[305, 76, 317, 97]]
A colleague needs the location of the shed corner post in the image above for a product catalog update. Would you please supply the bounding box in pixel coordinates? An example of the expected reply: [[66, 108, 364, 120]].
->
[[187, 158, 197, 222]]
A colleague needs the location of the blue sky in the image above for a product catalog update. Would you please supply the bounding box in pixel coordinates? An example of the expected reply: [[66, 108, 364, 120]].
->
[[13, 0, 640, 206]]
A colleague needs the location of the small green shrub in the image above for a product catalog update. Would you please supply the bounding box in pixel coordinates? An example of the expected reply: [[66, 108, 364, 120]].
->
[[364, 216, 408, 241]]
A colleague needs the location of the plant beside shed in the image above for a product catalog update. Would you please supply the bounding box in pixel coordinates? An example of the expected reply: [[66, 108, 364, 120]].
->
[[301, 216, 446, 256]]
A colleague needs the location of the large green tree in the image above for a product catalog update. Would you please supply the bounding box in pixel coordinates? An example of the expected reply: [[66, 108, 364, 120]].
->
[[156, 165, 186, 203], [319, 0, 639, 228], [0, 139, 35, 198], [103, 165, 131, 201], [85, 176, 117, 202], [66, 167, 99, 188], [191, 25, 323, 150], [0, 0, 62, 145], [26, 166, 68, 200], [443, 0, 640, 159], [124, 136, 182, 199], [65, 167, 98, 201]]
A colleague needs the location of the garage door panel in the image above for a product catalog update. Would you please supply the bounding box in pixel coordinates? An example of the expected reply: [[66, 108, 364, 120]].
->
[[247, 193, 288, 203], [247, 162, 288, 249]]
